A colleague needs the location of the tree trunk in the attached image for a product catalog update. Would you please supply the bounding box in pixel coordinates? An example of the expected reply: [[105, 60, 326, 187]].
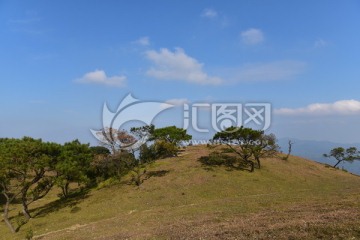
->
[[248, 161, 254, 172], [20, 170, 45, 220], [3, 194, 16, 233], [4, 205, 16, 233], [333, 160, 341, 168], [22, 202, 31, 220], [255, 157, 261, 169], [62, 182, 70, 198], [21, 188, 31, 220], [284, 140, 293, 160]]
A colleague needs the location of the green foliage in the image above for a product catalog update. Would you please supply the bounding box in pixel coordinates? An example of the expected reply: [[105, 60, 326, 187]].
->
[[55, 140, 93, 198], [251, 133, 279, 167], [90, 146, 110, 155], [111, 151, 137, 177], [213, 126, 262, 143], [88, 155, 109, 182], [0, 125, 279, 234], [323, 147, 360, 168], [139, 144, 157, 163], [96, 177, 121, 189], [91, 151, 136, 182], [92, 125, 190, 186], [0, 137, 122, 233], [154, 140, 179, 158], [199, 151, 237, 167], [151, 126, 192, 146], [213, 126, 279, 171], [0, 137, 62, 232], [132, 125, 191, 160], [220, 147, 234, 153], [0, 138, 60, 201], [131, 165, 147, 186], [130, 124, 155, 140]]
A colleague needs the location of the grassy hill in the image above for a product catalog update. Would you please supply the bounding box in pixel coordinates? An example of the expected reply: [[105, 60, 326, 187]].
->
[[1, 145, 360, 239]]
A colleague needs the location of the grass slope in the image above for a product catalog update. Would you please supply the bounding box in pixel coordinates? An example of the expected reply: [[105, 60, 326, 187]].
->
[[1, 145, 360, 239]]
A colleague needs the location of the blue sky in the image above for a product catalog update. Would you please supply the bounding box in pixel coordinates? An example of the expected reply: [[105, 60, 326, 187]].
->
[[1, 0, 360, 144]]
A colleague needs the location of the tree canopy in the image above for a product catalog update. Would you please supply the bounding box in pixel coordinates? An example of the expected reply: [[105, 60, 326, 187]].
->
[[151, 125, 192, 145], [323, 147, 360, 168], [0, 137, 61, 231], [213, 126, 279, 171]]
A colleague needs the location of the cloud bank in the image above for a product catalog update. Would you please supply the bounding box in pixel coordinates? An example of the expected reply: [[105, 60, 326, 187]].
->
[[276, 100, 360, 115], [75, 70, 126, 87], [145, 48, 222, 85]]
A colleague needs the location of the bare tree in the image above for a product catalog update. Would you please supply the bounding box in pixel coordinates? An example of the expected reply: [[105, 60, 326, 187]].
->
[[96, 128, 137, 154], [282, 140, 293, 160]]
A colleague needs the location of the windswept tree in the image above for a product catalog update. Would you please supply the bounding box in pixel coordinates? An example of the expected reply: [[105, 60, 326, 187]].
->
[[0, 145, 21, 233], [132, 125, 192, 158], [151, 126, 192, 146], [251, 133, 279, 168], [213, 126, 278, 171], [323, 147, 360, 168], [0, 137, 61, 232], [151, 126, 192, 157], [55, 140, 93, 198]]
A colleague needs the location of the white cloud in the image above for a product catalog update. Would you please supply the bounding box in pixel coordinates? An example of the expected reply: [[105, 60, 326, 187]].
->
[[145, 48, 223, 85], [75, 70, 126, 87], [201, 8, 218, 18], [160, 98, 189, 110], [165, 98, 189, 106], [275, 100, 360, 116], [228, 60, 306, 82], [314, 38, 328, 48], [134, 36, 150, 46], [241, 28, 264, 45]]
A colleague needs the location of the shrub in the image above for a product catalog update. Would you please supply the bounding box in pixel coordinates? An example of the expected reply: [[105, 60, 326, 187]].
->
[[96, 177, 120, 189], [90, 151, 136, 181], [154, 140, 178, 158], [199, 151, 237, 167], [139, 144, 157, 163]]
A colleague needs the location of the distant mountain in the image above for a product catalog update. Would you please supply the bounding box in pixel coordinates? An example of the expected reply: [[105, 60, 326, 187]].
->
[[278, 138, 360, 175]]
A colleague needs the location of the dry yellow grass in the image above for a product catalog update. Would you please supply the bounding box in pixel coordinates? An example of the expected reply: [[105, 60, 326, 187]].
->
[[1, 145, 360, 239]]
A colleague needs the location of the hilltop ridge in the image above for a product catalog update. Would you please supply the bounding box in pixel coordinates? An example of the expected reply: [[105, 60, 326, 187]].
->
[[1, 145, 360, 240]]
